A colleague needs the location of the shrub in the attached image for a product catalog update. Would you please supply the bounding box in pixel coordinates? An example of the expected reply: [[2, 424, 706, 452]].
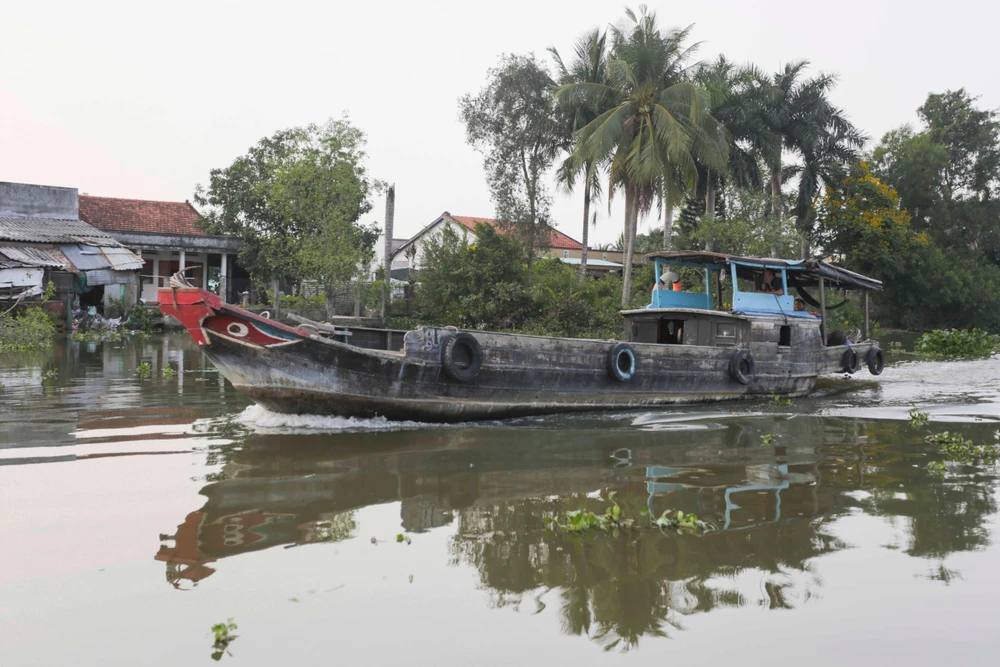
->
[[914, 328, 1000, 358], [0, 306, 57, 351]]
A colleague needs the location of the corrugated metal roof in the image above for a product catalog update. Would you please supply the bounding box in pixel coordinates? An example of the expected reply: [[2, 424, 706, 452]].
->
[[0, 216, 119, 245], [59, 244, 111, 271], [0, 246, 68, 268], [85, 270, 117, 285], [98, 245, 145, 270]]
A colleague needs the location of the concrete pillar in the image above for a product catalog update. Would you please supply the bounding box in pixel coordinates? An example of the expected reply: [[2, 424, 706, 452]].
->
[[152, 257, 159, 290], [220, 252, 228, 303], [179, 249, 186, 279], [201, 253, 208, 290]]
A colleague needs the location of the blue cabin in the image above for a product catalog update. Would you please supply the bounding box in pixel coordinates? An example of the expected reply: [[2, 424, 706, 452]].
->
[[623, 251, 883, 348]]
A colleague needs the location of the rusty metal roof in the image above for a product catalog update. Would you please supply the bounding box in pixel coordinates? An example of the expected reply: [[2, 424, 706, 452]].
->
[[98, 245, 145, 271], [0, 216, 119, 245], [0, 246, 68, 268]]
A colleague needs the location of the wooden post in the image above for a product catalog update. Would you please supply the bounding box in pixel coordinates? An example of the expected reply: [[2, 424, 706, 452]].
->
[[863, 291, 870, 341], [716, 269, 723, 309], [819, 277, 827, 346], [272, 277, 280, 320]]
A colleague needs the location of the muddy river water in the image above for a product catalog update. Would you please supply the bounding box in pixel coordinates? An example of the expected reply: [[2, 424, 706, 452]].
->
[[2, 334, 1000, 665]]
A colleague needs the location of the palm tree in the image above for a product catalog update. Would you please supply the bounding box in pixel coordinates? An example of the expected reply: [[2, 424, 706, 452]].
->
[[761, 61, 865, 257], [550, 29, 610, 278], [695, 58, 777, 222], [556, 6, 728, 306]]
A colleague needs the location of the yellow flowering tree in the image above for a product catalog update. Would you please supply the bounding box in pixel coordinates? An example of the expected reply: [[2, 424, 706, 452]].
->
[[820, 162, 1000, 330]]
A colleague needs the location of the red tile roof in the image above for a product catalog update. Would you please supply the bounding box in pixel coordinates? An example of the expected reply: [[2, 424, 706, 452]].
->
[[79, 195, 206, 236], [449, 214, 583, 250]]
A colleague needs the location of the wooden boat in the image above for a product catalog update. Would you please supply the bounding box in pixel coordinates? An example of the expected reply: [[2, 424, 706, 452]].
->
[[158, 251, 885, 422]]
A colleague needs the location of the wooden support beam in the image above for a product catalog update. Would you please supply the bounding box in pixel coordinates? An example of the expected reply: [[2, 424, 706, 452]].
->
[[819, 277, 827, 346]]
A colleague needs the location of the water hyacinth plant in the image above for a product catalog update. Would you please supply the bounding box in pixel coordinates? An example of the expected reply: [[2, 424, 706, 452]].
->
[[926, 431, 1000, 464], [915, 329, 1000, 359]]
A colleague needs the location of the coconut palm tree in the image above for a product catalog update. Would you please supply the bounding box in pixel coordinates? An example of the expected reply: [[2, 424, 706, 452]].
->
[[695, 57, 777, 220], [556, 6, 729, 306], [761, 61, 865, 257], [550, 29, 610, 277]]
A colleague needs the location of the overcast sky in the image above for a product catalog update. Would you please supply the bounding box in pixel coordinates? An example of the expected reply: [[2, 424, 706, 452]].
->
[[2, 0, 997, 247]]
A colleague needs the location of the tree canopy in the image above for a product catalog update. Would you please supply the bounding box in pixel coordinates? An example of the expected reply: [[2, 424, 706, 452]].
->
[[195, 118, 380, 299]]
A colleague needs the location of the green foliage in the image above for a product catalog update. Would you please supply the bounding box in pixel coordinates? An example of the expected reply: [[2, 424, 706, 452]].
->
[[909, 407, 930, 427], [544, 492, 635, 534], [210, 618, 238, 661], [196, 117, 381, 294], [760, 434, 774, 446], [162, 365, 176, 380], [521, 260, 623, 339], [914, 329, 1000, 358], [927, 431, 1000, 464], [135, 362, 152, 379], [416, 227, 625, 338], [0, 306, 57, 352], [460, 53, 561, 268], [41, 368, 58, 383], [652, 509, 716, 535], [123, 305, 159, 332], [771, 394, 792, 407], [418, 223, 531, 329]]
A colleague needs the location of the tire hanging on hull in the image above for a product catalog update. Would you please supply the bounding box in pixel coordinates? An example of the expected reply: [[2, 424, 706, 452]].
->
[[607, 343, 636, 382], [441, 332, 484, 382], [728, 349, 755, 385]]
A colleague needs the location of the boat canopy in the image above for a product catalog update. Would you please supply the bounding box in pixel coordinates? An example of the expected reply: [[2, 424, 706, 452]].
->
[[643, 251, 882, 321]]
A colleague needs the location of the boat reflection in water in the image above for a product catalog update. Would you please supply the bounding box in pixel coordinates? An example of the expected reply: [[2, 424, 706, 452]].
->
[[156, 412, 998, 648]]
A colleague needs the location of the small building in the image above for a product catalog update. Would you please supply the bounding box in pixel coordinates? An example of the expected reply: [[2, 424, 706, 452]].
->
[[79, 195, 243, 303], [0, 181, 144, 314], [389, 212, 624, 276]]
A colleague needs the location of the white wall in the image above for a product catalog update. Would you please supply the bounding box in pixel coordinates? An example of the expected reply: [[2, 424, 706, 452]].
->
[[394, 218, 477, 272]]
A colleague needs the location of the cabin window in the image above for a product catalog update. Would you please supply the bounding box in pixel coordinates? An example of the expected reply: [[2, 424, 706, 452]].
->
[[658, 318, 686, 344], [716, 323, 736, 342], [779, 325, 791, 347], [603, 252, 609, 261]]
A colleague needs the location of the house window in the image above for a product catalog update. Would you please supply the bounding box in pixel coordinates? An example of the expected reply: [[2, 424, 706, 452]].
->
[[562, 250, 569, 258], [603, 253, 608, 261]]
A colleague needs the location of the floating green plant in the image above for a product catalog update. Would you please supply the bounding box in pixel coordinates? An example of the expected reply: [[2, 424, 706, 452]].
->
[[909, 406, 930, 427], [760, 434, 774, 446], [926, 431, 1000, 464], [162, 365, 175, 379], [136, 362, 152, 379], [210, 618, 238, 661], [771, 393, 792, 407]]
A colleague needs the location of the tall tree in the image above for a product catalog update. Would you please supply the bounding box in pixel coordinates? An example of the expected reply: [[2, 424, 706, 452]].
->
[[550, 29, 610, 277], [761, 61, 864, 257], [196, 118, 380, 314], [556, 6, 728, 306], [460, 54, 562, 270]]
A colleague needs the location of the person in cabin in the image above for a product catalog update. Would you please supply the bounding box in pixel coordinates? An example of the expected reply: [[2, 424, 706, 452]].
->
[[759, 268, 784, 296], [653, 271, 682, 294], [794, 297, 806, 311]]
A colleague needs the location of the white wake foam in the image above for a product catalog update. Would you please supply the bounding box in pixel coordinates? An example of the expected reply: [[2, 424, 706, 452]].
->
[[236, 404, 438, 433]]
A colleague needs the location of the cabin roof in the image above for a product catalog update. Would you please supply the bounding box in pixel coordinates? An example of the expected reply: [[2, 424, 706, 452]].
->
[[645, 251, 883, 292]]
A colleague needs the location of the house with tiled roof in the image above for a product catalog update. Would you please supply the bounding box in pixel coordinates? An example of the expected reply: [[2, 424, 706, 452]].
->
[[389, 212, 624, 276], [79, 195, 243, 303]]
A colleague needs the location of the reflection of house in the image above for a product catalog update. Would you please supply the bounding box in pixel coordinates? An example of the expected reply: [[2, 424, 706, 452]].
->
[[79, 195, 243, 303], [0, 181, 144, 313], [389, 212, 624, 276]]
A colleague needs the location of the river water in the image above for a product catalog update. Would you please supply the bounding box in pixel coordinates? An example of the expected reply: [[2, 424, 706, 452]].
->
[[2, 334, 999, 665]]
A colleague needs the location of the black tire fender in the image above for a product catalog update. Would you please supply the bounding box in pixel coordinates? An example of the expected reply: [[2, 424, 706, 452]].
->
[[867, 346, 884, 375], [728, 349, 755, 385], [441, 332, 483, 382], [842, 348, 860, 374], [607, 342, 636, 382]]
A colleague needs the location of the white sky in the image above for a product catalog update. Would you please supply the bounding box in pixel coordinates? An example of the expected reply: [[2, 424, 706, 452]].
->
[[2, 0, 997, 247]]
